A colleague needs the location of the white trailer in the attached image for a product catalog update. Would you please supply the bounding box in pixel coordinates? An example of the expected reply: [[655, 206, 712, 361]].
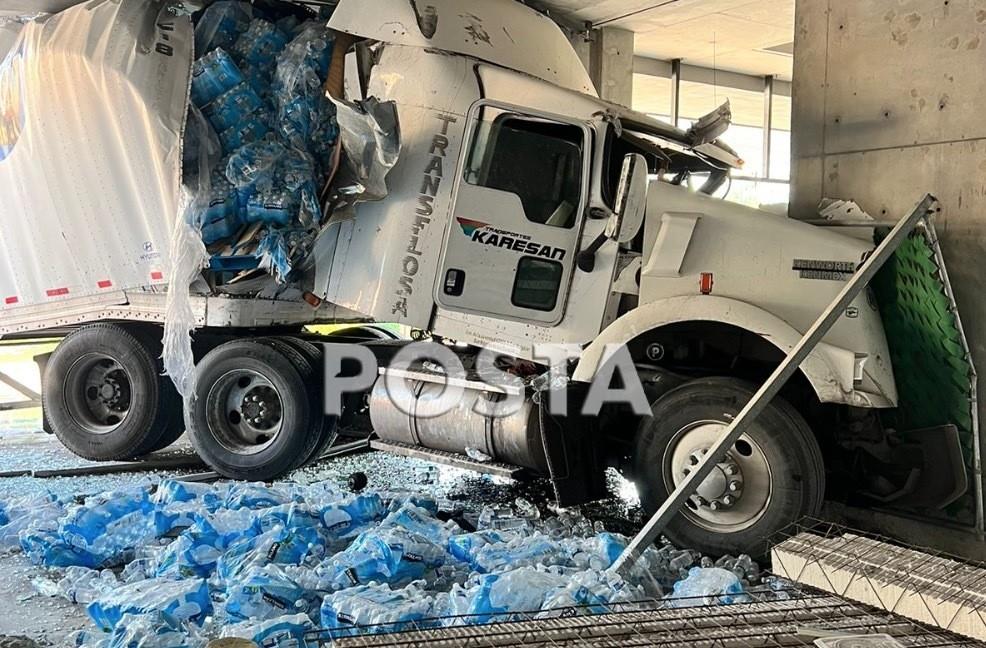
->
[[0, 0, 976, 555]]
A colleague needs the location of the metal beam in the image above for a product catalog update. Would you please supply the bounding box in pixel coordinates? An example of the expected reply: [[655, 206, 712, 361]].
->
[[763, 74, 775, 178], [670, 58, 681, 127], [0, 370, 40, 402], [633, 56, 792, 98], [612, 194, 938, 576]]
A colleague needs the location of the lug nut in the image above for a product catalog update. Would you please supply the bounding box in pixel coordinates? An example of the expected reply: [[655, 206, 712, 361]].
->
[[709, 501, 720, 511], [728, 481, 740, 492], [689, 455, 699, 465], [722, 495, 734, 506], [724, 464, 737, 476]]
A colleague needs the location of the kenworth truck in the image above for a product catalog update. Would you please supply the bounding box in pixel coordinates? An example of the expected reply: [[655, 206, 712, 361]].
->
[[0, 0, 977, 556]]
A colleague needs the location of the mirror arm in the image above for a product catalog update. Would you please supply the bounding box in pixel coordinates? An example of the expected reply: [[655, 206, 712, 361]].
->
[[577, 231, 609, 273]]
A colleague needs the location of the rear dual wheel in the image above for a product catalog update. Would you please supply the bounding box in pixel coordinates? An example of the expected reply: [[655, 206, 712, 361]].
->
[[43, 324, 183, 460], [187, 338, 335, 481]]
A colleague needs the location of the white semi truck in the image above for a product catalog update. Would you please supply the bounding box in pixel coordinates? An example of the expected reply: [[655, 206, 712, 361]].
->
[[0, 0, 976, 555]]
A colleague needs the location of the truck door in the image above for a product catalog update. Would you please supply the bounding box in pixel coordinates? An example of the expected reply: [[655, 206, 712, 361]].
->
[[436, 104, 589, 325]]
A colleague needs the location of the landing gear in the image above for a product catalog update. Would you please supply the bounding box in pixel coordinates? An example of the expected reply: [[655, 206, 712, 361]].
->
[[634, 377, 825, 557], [43, 323, 182, 460]]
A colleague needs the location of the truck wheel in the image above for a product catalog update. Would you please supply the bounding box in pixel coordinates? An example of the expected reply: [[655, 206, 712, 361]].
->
[[43, 324, 182, 461], [273, 337, 338, 466], [188, 339, 319, 481], [129, 325, 186, 454], [258, 337, 335, 469], [633, 377, 825, 557]]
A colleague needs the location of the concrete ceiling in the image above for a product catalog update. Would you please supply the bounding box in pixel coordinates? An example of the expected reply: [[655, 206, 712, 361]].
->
[[537, 0, 796, 81]]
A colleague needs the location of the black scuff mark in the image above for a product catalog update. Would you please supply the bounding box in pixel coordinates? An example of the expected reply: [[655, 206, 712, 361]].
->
[[502, 26, 516, 44], [410, 0, 439, 39], [460, 13, 492, 47]]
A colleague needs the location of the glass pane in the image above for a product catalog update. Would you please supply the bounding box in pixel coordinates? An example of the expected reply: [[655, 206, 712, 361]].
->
[[464, 116, 583, 229], [512, 257, 563, 311]]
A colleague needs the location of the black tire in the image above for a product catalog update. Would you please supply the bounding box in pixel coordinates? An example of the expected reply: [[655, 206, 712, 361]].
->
[[188, 339, 320, 481], [128, 325, 186, 454], [633, 376, 825, 557], [256, 337, 333, 470], [273, 337, 338, 466], [43, 323, 182, 461]]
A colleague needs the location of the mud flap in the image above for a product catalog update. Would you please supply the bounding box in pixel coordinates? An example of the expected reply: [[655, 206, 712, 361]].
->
[[538, 387, 609, 508], [872, 223, 979, 526]]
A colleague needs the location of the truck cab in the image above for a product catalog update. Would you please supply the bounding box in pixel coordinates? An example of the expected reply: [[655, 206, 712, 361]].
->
[[311, 0, 903, 554]]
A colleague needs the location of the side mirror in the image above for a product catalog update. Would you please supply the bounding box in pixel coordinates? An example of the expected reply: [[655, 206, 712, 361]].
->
[[577, 153, 649, 273], [607, 153, 648, 243]]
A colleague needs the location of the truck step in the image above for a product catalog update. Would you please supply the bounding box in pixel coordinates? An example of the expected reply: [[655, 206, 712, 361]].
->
[[369, 439, 527, 479]]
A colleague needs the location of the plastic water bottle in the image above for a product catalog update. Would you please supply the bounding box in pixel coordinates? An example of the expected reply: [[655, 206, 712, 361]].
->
[[233, 20, 290, 66], [194, 181, 241, 244], [670, 567, 746, 606], [191, 49, 245, 107], [203, 83, 264, 133], [194, 1, 252, 54], [246, 188, 297, 226], [219, 117, 269, 154]]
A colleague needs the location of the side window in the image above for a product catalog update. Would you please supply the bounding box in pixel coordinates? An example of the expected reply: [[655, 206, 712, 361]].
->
[[512, 257, 563, 311], [464, 115, 584, 229]]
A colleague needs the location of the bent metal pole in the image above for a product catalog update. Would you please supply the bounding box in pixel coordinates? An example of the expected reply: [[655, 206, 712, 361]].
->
[[612, 193, 938, 577]]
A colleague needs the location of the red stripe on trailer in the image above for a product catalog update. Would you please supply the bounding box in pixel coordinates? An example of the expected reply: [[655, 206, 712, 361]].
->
[[97, 280, 113, 289], [150, 271, 164, 281], [4, 296, 18, 305], [46, 287, 69, 297]]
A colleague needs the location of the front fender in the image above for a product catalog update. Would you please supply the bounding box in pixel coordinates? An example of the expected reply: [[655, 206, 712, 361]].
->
[[572, 295, 897, 408]]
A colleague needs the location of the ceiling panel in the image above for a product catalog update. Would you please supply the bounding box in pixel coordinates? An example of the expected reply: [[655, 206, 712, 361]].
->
[[534, 0, 796, 80]]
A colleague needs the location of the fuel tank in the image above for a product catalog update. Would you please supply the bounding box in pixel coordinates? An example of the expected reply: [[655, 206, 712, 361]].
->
[[368, 376, 548, 472]]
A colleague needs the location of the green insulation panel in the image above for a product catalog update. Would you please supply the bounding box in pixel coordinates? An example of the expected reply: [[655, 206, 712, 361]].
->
[[871, 225, 978, 526]]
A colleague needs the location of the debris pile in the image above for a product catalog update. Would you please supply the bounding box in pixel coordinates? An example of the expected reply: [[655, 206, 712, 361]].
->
[[183, 1, 338, 284], [1, 481, 766, 646]]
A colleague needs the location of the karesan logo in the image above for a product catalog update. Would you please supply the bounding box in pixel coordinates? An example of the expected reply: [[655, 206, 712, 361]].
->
[[455, 218, 566, 261], [456, 217, 489, 237]]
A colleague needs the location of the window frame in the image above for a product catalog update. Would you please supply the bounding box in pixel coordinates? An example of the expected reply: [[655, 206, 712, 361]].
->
[[463, 113, 586, 230], [511, 255, 564, 312]]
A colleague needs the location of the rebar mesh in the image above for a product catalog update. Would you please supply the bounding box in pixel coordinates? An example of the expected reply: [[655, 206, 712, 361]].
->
[[301, 586, 984, 648]]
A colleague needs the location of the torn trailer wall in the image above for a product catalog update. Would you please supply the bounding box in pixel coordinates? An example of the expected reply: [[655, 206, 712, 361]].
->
[[0, 2, 189, 308]]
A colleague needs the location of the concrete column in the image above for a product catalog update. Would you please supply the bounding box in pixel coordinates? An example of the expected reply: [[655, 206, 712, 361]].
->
[[791, 0, 986, 543], [588, 27, 635, 107]]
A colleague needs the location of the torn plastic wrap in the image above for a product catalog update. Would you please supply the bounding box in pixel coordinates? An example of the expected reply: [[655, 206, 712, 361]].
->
[[164, 105, 214, 401], [330, 96, 402, 202]]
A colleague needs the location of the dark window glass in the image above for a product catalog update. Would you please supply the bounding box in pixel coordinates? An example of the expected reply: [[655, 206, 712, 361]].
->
[[512, 257, 563, 311], [465, 117, 583, 229]]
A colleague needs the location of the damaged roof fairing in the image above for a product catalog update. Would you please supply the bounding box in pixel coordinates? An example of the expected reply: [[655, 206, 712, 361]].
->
[[328, 0, 596, 97]]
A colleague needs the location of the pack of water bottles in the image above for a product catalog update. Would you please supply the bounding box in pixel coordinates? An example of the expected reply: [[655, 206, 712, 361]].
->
[[221, 612, 315, 646], [5, 478, 765, 646], [183, 1, 338, 283]]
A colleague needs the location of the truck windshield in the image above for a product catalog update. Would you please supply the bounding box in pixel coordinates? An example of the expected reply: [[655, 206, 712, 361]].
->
[[604, 127, 729, 205]]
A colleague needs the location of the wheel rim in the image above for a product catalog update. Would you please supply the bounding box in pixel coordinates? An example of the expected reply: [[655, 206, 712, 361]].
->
[[661, 420, 773, 533], [206, 369, 284, 455], [63, 353, 133, 434]]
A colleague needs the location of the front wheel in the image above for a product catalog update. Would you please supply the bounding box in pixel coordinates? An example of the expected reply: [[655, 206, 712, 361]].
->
[[633, 377, 825, 557]]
